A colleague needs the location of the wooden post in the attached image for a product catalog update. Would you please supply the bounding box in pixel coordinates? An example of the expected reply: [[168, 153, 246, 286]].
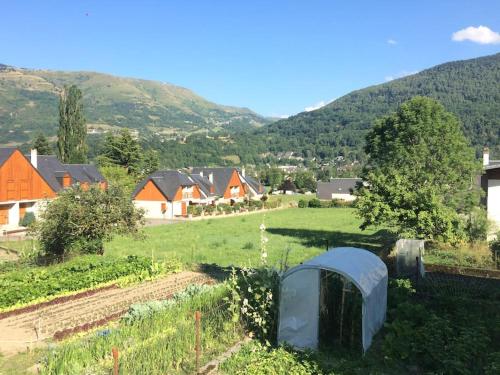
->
[[195, 311, 201, 374], [112, 347, 119, 375]]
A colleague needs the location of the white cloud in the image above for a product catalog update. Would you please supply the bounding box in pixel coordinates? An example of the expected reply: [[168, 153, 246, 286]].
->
[[452, 25, 500, 45], [384, 70, 419, 82], [387, 39, 397, 45], [304, 98, 336, 112]]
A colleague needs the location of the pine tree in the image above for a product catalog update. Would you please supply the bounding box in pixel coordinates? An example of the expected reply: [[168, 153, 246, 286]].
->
[[57, 85, 88, 163], [32, 133, 52, 155]]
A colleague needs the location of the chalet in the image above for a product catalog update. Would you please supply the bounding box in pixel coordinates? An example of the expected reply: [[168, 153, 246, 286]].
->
[[0, 148, 56, 230], [239, 169, 265, 199], [481, 148, 500, 231], [317, 178, 361, 201], [191, 167, 247, 204], [132, 170, 203, 219], [0, 147, 107, 232]]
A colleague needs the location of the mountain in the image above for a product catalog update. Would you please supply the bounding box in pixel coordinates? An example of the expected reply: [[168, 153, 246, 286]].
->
[[260, 53, 500, 160], [0, 64, 269, 144]]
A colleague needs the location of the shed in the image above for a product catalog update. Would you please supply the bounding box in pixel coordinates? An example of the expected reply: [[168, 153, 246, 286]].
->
[[278, 247, 388, 352]]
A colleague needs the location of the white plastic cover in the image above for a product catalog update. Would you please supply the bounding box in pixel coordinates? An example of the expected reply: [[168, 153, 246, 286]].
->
[[278, 247, 388, 352]]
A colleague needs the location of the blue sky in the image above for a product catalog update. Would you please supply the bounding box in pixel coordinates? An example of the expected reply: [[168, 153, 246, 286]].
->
[[1, 1, 499, 117]]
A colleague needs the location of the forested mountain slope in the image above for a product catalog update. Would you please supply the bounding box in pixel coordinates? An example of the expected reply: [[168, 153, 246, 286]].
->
[[261, 53, 500, 160]]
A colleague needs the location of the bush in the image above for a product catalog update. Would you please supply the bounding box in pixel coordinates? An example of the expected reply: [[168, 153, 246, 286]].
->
[[187, 205, 203, 216], [19, 212, 36, 227], [298, 199, 308, 208], [464, 207, 488, 242], [31, 185, 144, 258], [308, 198, 321, 208]]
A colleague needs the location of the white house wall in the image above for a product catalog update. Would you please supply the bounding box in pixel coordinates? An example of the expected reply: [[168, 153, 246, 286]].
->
[[487, 179, 500, 230], [134, 200, 173, 219], [331, 193, 356, 202]]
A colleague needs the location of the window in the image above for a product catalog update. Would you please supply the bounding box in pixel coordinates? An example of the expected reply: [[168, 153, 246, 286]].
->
[[161, 202, 167, 213]]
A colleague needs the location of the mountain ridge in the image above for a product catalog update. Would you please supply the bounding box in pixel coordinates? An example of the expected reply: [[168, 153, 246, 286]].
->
[[0, 64, 269, 144]]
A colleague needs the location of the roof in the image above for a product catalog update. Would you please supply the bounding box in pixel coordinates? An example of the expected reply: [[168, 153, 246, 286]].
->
[[133, 170, 195, 200], [0, 148, 17, 168], [317, 178, 361, 199], [240, 174, 264, 194], [35, 155, 70, 191], [188, 173, 215, 198], [64, 164, 106, 185], [191, 167, 239, 196]]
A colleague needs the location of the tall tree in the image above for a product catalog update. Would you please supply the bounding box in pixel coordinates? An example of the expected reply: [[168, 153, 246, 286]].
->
[[98, 129, 143, 175], [356, 97, 480, 243], [57, 85, 88, 163], [32, 133, 52, 155]]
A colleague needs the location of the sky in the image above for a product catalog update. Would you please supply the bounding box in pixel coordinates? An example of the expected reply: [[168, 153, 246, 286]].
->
[[1, 1, 499, 117]]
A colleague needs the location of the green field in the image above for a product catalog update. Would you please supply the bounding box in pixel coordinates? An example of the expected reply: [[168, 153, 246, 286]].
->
[[105, 208, 393, 268]]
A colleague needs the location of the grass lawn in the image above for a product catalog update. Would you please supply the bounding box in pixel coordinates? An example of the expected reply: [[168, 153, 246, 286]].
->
[[105, 208, 394, 268]]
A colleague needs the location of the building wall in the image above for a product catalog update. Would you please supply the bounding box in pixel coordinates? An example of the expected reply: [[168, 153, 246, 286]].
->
[[223, 170, 246, 199], [134, 200, 173, 219], [331, 193, 357, 202], [135, 181, 167, 201], [0, 150, 56, 202], [487, 179, 500, 231]]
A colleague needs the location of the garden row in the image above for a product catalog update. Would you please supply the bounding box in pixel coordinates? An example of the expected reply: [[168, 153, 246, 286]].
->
[[0, 255, 181, 310], [41, 284, 243, 374], [187, 199, 282, 217]]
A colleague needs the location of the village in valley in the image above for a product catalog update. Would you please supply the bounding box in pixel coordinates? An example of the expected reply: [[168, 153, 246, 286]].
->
[[1, 2, 499, 375]]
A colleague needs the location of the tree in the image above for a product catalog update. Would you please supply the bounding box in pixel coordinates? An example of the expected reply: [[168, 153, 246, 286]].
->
[[32, 185, 144, 258], [142, 149, 160, 176], [57, 85, 88, 163], [32, 133, 52, 155], [99, 165, 138, 196], [98, 129, 143, 174], [356, 97, 480, 243], [293, 171, 317, 192]]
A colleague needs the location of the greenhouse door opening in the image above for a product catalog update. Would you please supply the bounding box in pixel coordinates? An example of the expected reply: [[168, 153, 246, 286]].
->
[[319, 270, 362, 351]]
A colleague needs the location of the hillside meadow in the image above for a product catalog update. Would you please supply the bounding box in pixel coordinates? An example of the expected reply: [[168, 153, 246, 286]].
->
[[105, 208, 394, 267]]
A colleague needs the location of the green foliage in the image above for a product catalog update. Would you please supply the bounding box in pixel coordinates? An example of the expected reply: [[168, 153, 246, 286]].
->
[[308, 198, 321, 208], [99, 164, 138, 196], [41, 284, 241, 375], [31, 133, 52, 155], [262, 53, 500, 163], [464, 207, 489, 242], [57, 85, 88, 163], [121, 283, 216, 324], [298, 199, 308, 208], [221, 342, 324, 375], [356, 97, 480, 243], [98, 129, 144, 175], [0, 255, 174, 309], [19, 212, 36, 227], [292, 170, 317, 192], [32, 185, 144, 258]]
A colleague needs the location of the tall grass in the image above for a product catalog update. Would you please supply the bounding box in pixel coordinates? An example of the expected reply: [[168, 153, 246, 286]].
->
[[41, 284, 243, 375]]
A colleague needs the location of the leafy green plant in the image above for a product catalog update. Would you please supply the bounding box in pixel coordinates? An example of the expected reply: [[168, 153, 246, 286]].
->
[[0, 255, 180, 310], [19, 212, 36, 227]]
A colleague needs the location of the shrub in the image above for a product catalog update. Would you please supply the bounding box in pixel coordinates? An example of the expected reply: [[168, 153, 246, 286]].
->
[[187, 205, 203, 216], [464, 207, 488, 242], [19, 212, 36, 227], [298, 199, 308, 208], [308, 198, 321, 208], [31, 185, 144, 258]]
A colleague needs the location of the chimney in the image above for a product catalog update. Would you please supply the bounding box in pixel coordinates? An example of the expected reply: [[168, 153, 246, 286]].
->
[[30, 149, 38, 169], [208, 173, 214, 183], [241, 168, 246, 177], [483, 147, 490, 167]]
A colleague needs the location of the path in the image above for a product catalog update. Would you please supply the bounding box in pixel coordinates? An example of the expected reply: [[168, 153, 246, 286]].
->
[[0, 271, 215, 355]]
